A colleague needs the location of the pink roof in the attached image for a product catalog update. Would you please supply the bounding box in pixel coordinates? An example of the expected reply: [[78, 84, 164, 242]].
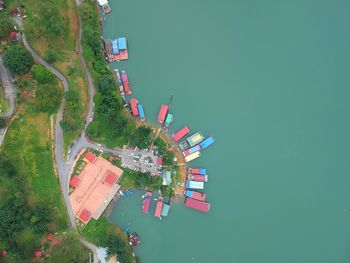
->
[[130, 98, 139, 117], [79, 209, 92, 223], [185, 197, 210, 212], [157, 157, 163, 165], [157, 105, 168, 124], [191, 191, 207, 201], [47, 234, 55, 242], [121, 72, 131, 95], [190, 174, 207, 182], [155, 201, 163, 217], [172, 126, 190, 142], [34, 250, 42, 258], [69, 176, 80, 187], [142, 192, 152, 213], [9, 32, 18, 41], [104, 172, 117, 185], [85, 152, 97, 163]]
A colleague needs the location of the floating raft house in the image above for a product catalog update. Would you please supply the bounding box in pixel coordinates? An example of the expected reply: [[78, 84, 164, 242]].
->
[[185, 190, 207, 201], [185, 197, 210, 212], [158, 105, 168, 124], [183, 145, 201, 157], [161, 204, 170, 217], [185, 151, 201, 162], [188, 168, 206, 175], [185, 180, 204, 190], [200, 136, 215, 149], [187, 132, 204, 147], [172, 126, 190, 142], [137, 104, 145, 121], [155, 201, 163, 218]]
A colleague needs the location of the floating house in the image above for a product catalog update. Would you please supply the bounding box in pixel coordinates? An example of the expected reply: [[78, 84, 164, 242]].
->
[[187, 174, 208, 182], [129, 233, 141, 247], [172, 126, 190, 142], [185, 190, 206, 201], [185, 197, 210, 212], [188, 168, 206, 175], [112, 39, 119, 54], [185, 180, 204, 190], [121, 70, 131, 96], [183, 145, 201, 157], [187, 132, 204, 147], [142, 192, 152, 214], [185, 151, 201, 162], [157, 105, 168, 124], [155, 200, 163, 218], [178, 139, 190, 151], [114, 37, 128, 61], [129, 98, 139, 117], [137, 104, 145, 121], [161, 203, 170, 217], [199, 136, 215, 150], [97, 0, 111, 14], [163, 113, 174, 131]]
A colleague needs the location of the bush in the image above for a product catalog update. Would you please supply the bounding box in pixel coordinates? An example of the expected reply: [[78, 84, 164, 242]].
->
[[0, 117, 7, 128], [31, 65, 55, 84], [129, 126, 152, 149], [3, 46, 34, 75]]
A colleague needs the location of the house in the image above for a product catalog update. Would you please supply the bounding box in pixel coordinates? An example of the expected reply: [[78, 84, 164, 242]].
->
[[9, 7, 20, 16], [162, 170, 172, 186], [9, 32, 19, 42], [0, 1, 5, 11]]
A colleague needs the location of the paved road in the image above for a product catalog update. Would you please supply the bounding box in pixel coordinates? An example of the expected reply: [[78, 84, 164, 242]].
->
[[0, 54, 17, 118]]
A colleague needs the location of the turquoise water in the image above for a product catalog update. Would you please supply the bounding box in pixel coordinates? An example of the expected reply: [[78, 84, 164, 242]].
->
[[104, 1, 350, 262]]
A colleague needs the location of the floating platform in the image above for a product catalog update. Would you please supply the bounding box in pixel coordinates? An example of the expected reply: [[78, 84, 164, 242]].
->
[[161, 203, 170, 217], [138, 104, 145, 121], [188, 168, 206, 175], [158, 104, 168, 124], [142, 192, 152, 214], [121, 70, 131, 96], [183, 145, 201, 157], [200, 136, 215, 149], [185, 151, 201, 162], [187, 132, 204, 147], [155, 200, 163, 218], [185, 180, 204, 189], [129, 98, 139, 117], [185, 190, 206, 201], [172, 126, 190, 142], [187, 174, 208, 182]]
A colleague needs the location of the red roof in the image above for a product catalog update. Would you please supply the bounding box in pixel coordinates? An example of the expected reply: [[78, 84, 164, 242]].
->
[[9, 32, 18, 42], [154, 201, 163, 217], [85, 152, 96, 163], [10, 7, 20, 15], [129, 98, 139, 117], [185, 197, 210, 212], [34, 250, 42, 258], [79, 209, 92, 223], [47, 234, 55, 242], [157, 157, 163, 166], [157, 105, 168, 124], [104, 171, 117, 185], [69, 176, 80, 187], [1, 249, 7, 257], [172, 126, 190, 142]]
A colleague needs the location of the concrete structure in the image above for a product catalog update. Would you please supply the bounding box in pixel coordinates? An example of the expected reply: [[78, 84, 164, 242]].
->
[[70, 153, 123, 224]]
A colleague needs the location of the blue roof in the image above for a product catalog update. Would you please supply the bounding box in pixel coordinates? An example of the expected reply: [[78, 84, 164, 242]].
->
[[189, 145, 201, 154], [185, 191, 193, 198], [118, 37, 127, 50], [199, 136, 215, 149], [199, 168, 206, 174], [137, 104, 145, 119]]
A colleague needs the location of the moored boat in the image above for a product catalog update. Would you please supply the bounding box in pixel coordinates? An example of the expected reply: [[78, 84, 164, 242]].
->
[[157, 104, 168, 124], [121, 70, 131, 96], [178, 139, 190, 151], [142, 192, 152, 214], [113, 69, 125, 98], [103, 39, 114, 62], [183, 145, 201, 157], [129, 232, 141, 247], [185, 180, 204, 189], [185, 151, 201, 162], [172, 126, 190, 142], [129, 98, 139, 117], [187, 174, 208, 182], [188, 168, 206, 175], [185, 197, 210, 212], [137, 104, 145, 121], [185, 190, 206, 201]]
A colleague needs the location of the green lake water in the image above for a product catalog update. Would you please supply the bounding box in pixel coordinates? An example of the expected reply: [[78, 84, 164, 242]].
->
[[103, 1, 350, 262]]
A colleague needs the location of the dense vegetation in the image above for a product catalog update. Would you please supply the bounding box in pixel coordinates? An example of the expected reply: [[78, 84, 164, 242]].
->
[[3, 46, 34, 75]]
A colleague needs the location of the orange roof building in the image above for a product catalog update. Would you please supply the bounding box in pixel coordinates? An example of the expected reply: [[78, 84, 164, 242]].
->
[[70, 156, 123, 224]]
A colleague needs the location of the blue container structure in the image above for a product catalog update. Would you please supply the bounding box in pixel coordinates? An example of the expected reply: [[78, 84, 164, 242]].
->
[[199, 168, 206, 175], [118, 37, 127, 50], [188, 145, 201, 155], [199, 136, 215, 149], [137, 104, 145, 121], [112, 39, 119, 54]]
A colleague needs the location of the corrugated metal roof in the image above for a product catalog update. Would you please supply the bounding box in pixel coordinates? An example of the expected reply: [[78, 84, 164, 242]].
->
[[118, 37, 127, 50]]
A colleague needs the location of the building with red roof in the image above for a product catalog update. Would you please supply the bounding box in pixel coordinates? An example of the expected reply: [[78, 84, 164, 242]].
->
[[105, 172, 117, 186], [10, 32, 19, 42], [84, 151, 97, 163], [47, 234, 55, 242], [157, 157, 163, 166], [34, 250, 42, 258], [79, 209, 92, 223], [69, 176, 80, 187]]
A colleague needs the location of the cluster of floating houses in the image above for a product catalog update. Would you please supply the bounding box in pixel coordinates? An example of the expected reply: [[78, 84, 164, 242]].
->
[[104, 37, 129, 62], [141, 192, 170, 219]]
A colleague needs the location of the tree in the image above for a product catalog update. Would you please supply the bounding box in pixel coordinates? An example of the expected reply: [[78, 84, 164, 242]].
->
[[35, 84, 61, 114], [31, 65, 55, 84], [3, 46, 34, 75], [30, 203, 51, 233], [0, 117, 7, 128], [0, 14, 13, 39], [129, 126, 152, 149]]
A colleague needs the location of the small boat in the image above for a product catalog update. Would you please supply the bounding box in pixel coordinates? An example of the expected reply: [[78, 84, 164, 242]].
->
[[157, 104, 168, 124], [187, 174, 208, 182], [155, 200, 163, 218], [185, 180, 204, 190], [185, 190, 206, 201], [129, 232, 141, 247], [188, 168, 206, 175], [185, 197, 210, 212], [172, 126, 190, 142], [121, 70, 131, 96], [142, 192, 152, 214]]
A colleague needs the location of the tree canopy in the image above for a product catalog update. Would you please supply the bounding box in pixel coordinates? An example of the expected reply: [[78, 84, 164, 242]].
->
[[129, 126, 152, 149], [3, 46, 34, 75], [31, 64, 55, 84]]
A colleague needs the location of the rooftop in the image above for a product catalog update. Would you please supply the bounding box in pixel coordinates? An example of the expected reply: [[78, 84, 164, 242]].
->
[[70, 156, 123, 224]]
